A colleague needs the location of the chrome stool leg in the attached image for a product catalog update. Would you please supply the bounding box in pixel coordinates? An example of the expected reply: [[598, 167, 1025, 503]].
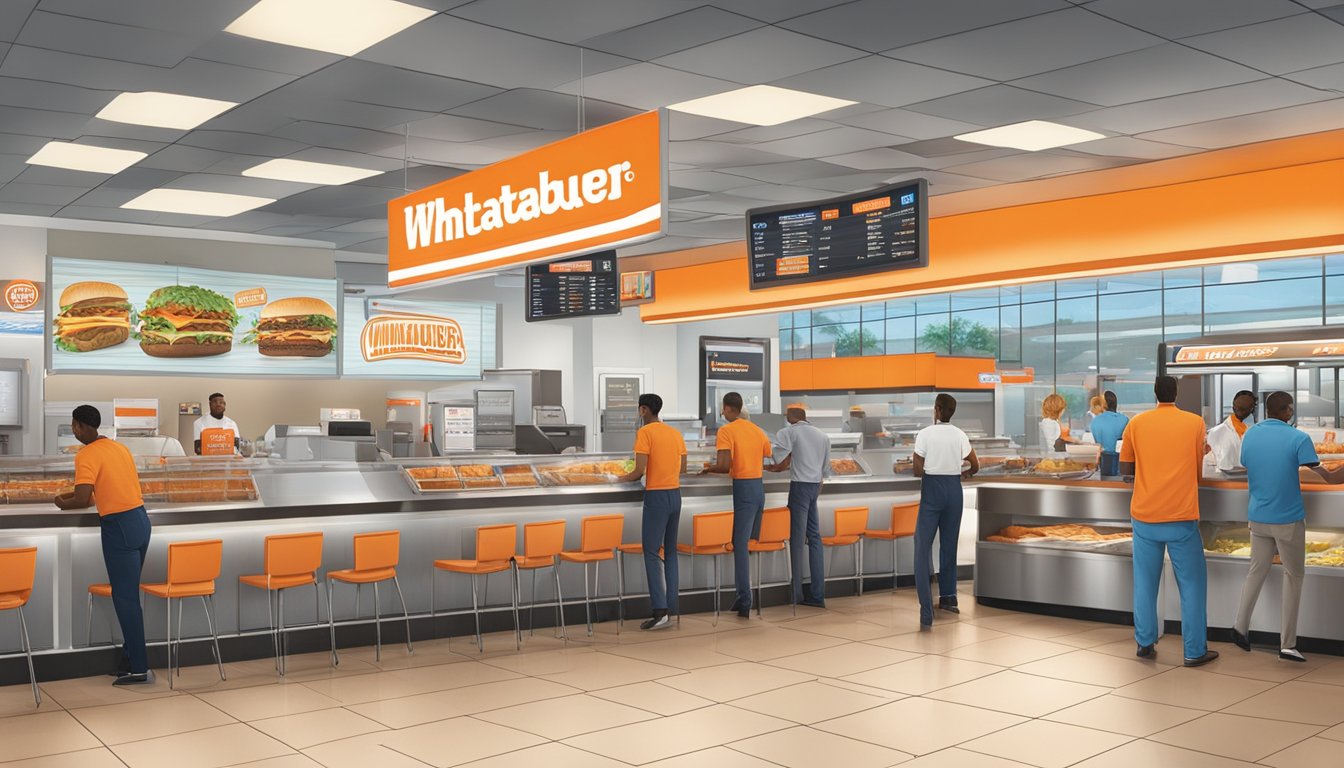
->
[[202, 595, 226, 681], [392, 576, 413, 654], [328, 580, 340, 667], [18, 606, 39, 706]]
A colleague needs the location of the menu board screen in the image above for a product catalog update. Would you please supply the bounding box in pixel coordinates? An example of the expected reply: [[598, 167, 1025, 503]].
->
[[747, 179, 927, 290], [526, 251, 619, 322]]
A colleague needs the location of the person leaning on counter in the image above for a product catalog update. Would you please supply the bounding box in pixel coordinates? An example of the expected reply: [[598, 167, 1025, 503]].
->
[[1208, 390, 1257, 473], [617, 393, 687, 631], [53, 405, 154, 685], [911, 393, 978, 628], [1233, 391, 1344, 662], [1089, 391, 1129, 477], [701, 392, 772, 618], [767, 403, 832, 608], [1120, 376, 1218, 666], [194, 392, 241, 456]]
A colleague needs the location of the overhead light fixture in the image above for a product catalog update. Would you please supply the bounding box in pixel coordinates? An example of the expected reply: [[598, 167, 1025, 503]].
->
[[122, 189, 275, 217], [225, 0, 436, 56], [26, 142, 146, 174], [96, 92, 237, 130], [242, 158, 382, 185], [955, 120, 1105, 151], [668, 85, 856, 127]]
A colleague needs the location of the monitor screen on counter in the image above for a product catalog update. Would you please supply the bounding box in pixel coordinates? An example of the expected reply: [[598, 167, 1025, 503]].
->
[[746, 179, 928, 290], [525, 251, 619, 322]]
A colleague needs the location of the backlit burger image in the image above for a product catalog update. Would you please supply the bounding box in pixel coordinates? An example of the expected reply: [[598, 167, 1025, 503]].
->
[[53, 281, 132, 352], [246, 296, 338, 357], [137, 285, 239, 358]]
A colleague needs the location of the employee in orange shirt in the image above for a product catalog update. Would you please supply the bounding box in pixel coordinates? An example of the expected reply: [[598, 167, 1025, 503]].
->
[[619, 393, 687, 631], [702, 392, 773, 618], [54, 405, 153, 685], [1119, 376, 1218, 667]]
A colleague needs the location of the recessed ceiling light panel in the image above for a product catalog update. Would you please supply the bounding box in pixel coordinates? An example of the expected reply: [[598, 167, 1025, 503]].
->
[[225, 0, 437, 56], [26, 142, 147, 174], [96, 92, 238, 130], [242, 158, 382, 185], [122, 189, 275, 217], [668, 85, 856, 127], [955, 120, 1105, 151]]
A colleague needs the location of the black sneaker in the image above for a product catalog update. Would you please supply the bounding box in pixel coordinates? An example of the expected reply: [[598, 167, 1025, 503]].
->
[[938, 601, 961, 615], [1231, 629, 1251, 652], [1184, 650, 1220, 667], [1280, 648, 1306, 663], [730, 598, 743, 613], [640, 614, 671, 631], [1136, 644, 1155, 659], [112, 670, 155, 686], [800, 598, 826, 609], [736, 606, 751, 619]]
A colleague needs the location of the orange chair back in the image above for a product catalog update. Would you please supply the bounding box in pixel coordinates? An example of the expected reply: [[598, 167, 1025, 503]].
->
[[353, 531, 400, 572], [757, 507, 790, 545], [166, 540, 223, 585], [694, 512, 734, 548], [891, 503, 919, 538], [524, 520, 566, 559], [579, 514, 624, 553], [834, 507, 869, 538], [475, 523, 518, 563], [264, 532, 323, 578], [0, 547, 37, 603]]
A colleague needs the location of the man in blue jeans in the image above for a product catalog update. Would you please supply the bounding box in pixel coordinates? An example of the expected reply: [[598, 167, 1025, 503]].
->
[[911, 394, 978, 628], [618, 393, 687, 631], [768, 404, 832, 608], [1090, 390, 1129, 477], [702, 392, 772, 618], [55, 405, 154, 685]]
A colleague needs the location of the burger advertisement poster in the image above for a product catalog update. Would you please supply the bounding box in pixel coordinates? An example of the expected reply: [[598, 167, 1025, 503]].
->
[[341, 295, 496, 379], [49, 257, 339, 376]]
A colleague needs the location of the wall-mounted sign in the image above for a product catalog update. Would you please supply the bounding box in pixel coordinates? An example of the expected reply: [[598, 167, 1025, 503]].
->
[[700, 336, 771, 428], [387, 110, 667, 289], [0, 279, 44, 336], [978, 372, 1002, 385], [620, 270, 654, 305], [341, 296, 496, 379], [3, 280, 41, 312], [1168, 339, 1344, 366]]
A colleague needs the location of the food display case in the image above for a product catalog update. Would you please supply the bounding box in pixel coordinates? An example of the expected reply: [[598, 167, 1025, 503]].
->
[[401, 454, 634, 493], [0, 455, 259, 505]]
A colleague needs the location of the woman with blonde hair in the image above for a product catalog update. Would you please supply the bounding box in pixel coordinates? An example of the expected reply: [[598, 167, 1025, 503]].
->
[[1040, 393, 1077, 451]]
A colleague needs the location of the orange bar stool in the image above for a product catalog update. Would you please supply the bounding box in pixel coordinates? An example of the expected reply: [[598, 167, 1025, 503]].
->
[[238, 532, 325, 676], [85, 583, 120, 648], [328, 531, 412, 665], [864, 502, 919, 592], [675, 511, 733, 624], [559, 514, 624, 635], [516, 520, 566, 640], [433, 523, 520, 652], [0, 547, 39, 706], [140, 539, 226, 689], [745, 507, 791, 617], [823, 506, 869, 597]]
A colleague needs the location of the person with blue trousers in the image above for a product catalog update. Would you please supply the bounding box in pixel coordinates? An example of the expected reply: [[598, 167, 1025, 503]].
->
[[768, 404, 832, 608], [1090, 390, 1129, 477], [701, 392, 773, 618], [1119, 376, 1218, 666], [912, 393, 978, 628], [618, 393, 687, 631]]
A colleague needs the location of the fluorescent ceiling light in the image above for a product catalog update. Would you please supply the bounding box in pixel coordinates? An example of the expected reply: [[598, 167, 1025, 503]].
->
[[243, 158, 382, 185], [225, 0, 436, 56], [96, 92, 237, 130], [668, 85, 856, 126], [122, 189, 275, 217], [955, 120, 1105, 151], [26, 142, 146, 174]]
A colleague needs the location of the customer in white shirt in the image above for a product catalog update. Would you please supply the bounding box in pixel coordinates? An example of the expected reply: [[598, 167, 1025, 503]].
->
[[1207, 390, 1256, 472], [912, 393, 978, 628], [193, 393, 241, 456], [768, 404, 832, 607]]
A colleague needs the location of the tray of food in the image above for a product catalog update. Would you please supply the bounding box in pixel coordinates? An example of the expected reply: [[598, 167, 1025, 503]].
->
[[829, 457, 864, 476], [3, 475, 76, 503], [987, 523, 1133, 553], [498, 464, 540, 488], [977, 456, 1030, 475], [538, 460, 631, 487], [1029, 458, 1096, 479], [1315, 431, 1344, 456]]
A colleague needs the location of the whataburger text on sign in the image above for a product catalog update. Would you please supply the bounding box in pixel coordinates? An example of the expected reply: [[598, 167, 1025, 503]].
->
[[388, 110, 667, 289]]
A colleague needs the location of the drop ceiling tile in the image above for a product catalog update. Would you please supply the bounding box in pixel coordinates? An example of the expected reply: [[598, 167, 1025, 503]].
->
[[451, 88, 638, 131], [180, 130, 308, 158], [721, 184, 839, 203], [694, 1, 852, 23], [0, 202, 62, 216], [17, 11, 205, 67], [669, 141, 797, 169], [65, 186, 151, 208], [830, 108, 987, 140], [773, 55, 991, 109], [669, 218, 751, 239], [621, 234, 726, 255], [554, 63, 738, 110], [284, 59, 502, 113], [654, 27, 866, 84], [0, 2, 36, 42], [354, 165, 465, 191], [162, 173, 314, 199], [0, 105, 92, 140], [11, 166, 110, 187], [341, 237, 390, 255], [136, 145, 232, 173], [715, 158, 857, 184], [0, 46, 297, 102], [389, 137, 514, 166], [284, 148, 404, 172], [0, 182, 89, 206], [450, 0, 681, 44], [1085, 0, 1303, 37], [1062, 136, 1201, 159], [1181, 14, 1344, 76], [778, 0, 1069, 52], [358, 15, 631, 90], [1287, 61, 1344, 91], [942, 152, 1133, 182], [668, 169, 758, 192], [297, 230, 382, 247], [402, 114, 527, 144], [820, 147, 974, 171], [709, 119, 838, 144], [0, 153, 32, 185], [1137, 97, 1344, 148], [0, 133, 52, 156], [204, 211, 310, 232], [322, 218, 390, 233], [244, 92, 437, 131], [887, 8, 1163, 80], [579, 7, 764, 59], [1066, 78, 1335, 134], [258, 186, 400, 218], [748, 126, 909, 159], [103, 166, 187, 190], [270, 122, 405, 155], [668, 112, 752, 140], [195, 105, 296, 135], [37, 0, 256, 33], [1322, 5, 1344, 24], [189, 34, 342, 77], [805, 171, 904, 192], [82, 121, 187, 145], [905, 85, 1100, 125], [1010, 43, 1264, 107], [0, 76, 113, 114], [471, 131, 572, 152]]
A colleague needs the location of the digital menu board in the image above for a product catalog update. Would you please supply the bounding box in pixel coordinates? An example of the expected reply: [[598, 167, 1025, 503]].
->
[[525, 251, 619, 322], [747, 179, 928, 290]]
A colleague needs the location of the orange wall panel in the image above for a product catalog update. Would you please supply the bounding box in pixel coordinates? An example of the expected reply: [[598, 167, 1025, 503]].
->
[[781, 353, 993, 392]]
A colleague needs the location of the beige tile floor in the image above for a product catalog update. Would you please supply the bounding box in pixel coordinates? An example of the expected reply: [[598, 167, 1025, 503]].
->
[[2, 588, 1342, 767]]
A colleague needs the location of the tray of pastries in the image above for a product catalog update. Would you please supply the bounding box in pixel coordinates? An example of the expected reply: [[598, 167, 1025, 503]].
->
[[456, 464, 503, 489], [987, 523, 1132, 553], [829, 457, 864, 476], [538, 460, 630, 487], [1316, 431, 1344, 455], [498, 464, 540, 488], [977, 456, 1030, 475], [2, 475, 76, 503], [404, 465, 463, 492], [1030, 458, 1095, 479]]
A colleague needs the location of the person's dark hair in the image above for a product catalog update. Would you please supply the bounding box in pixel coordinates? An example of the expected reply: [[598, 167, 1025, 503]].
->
[[722, 392, 743, 411], [72, 404, 101, 429], [1154, 376, 1178, 404], [639, 393, 663, 416], [934, 393, 957, 422], [1233, 390, 1257, 405], [1103, 390, 1118, 411], [1265, 391, 1294, 419], [209, 392, 224, 401]]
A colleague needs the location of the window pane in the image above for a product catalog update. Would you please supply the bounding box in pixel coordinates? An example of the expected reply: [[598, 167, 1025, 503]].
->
[[1022, 301, 1055, 381], [778, 313, 792, 331], [951, 289, 998, 310], [999, 285, 1022, 305], [886, 298, 916, 317], [1056, 296, 1097, 380], [885, 316, 915, 355], [999, 304, 1022, 364], [1164, 287, 1202, 341], [1326, 254, 1344, 276], [917, 314, 951, 355], [1326, 275, 1344, 324], [862, 320, 885, 356], [793, 310, 811, 328], [861, 302, 885, 322], [784, 326, 811, 360], [1163, 268, 1202, 288], [814, 322, 865, 357], [1020, 282, 1054, 303], [1206, 258, 1320, 284], [1099, 271, 1163, 294], [951, 307, 998, 357], [1056, 278, 1098, 300], [813, 306, 859, 326], [1100, 290, 1161, 379], [917, 294, 950, 315], [1204, 276, 1322, 334]]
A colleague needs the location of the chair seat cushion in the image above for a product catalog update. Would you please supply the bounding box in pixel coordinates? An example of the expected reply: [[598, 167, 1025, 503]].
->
[[328, 567, 396, 584], [822, 535, 861, 546], [676, 544, 730, 555], [88, 583, 112, 597], [142, 580, 216, 598], [0, 592, 28, 610], [514, 555, 558, 570], [434, 559, 511, 575], [558, 550, 615, 564], [239, 573, 316, 590], [864, 529, 911, 540], [747, 541, 787, 552]]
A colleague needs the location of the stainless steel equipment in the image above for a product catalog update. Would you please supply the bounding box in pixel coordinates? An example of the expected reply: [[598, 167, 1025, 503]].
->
[[599, 408, 639, 452]]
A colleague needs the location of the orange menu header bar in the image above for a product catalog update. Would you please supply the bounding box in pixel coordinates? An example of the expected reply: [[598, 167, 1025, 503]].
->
[[852, 196, 890, 214], [388, 110, 667, 289]]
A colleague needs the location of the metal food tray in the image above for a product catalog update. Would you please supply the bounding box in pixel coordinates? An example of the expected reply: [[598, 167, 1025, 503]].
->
[[1027, 469, 1096, 480]]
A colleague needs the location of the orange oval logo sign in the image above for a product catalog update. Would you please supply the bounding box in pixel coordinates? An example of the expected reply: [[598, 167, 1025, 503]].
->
[[3, 280, 40, 312], [360, 312, 467, 364]]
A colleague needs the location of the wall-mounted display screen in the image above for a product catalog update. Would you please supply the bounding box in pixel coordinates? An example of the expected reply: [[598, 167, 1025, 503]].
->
[[526, 251, 619, 322], [49, 257, 340, 376], [620, 270, 654, 305], [342, 296, 497, 379], [747, 179, 927, 290]]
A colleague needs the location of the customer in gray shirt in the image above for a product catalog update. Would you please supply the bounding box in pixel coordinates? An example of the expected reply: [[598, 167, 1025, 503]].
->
[[768, 404, 832, 607]]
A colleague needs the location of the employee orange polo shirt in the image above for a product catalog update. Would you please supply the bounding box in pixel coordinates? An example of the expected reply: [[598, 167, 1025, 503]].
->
[[715, 417, 772, 480], [74, 437, 144, 516], [1119, 403, 1206, 523], [635, 421, 687, 491]]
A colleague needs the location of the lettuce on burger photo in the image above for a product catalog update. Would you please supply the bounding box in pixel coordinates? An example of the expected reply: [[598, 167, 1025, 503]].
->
[[137, 285, 239, 358]]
